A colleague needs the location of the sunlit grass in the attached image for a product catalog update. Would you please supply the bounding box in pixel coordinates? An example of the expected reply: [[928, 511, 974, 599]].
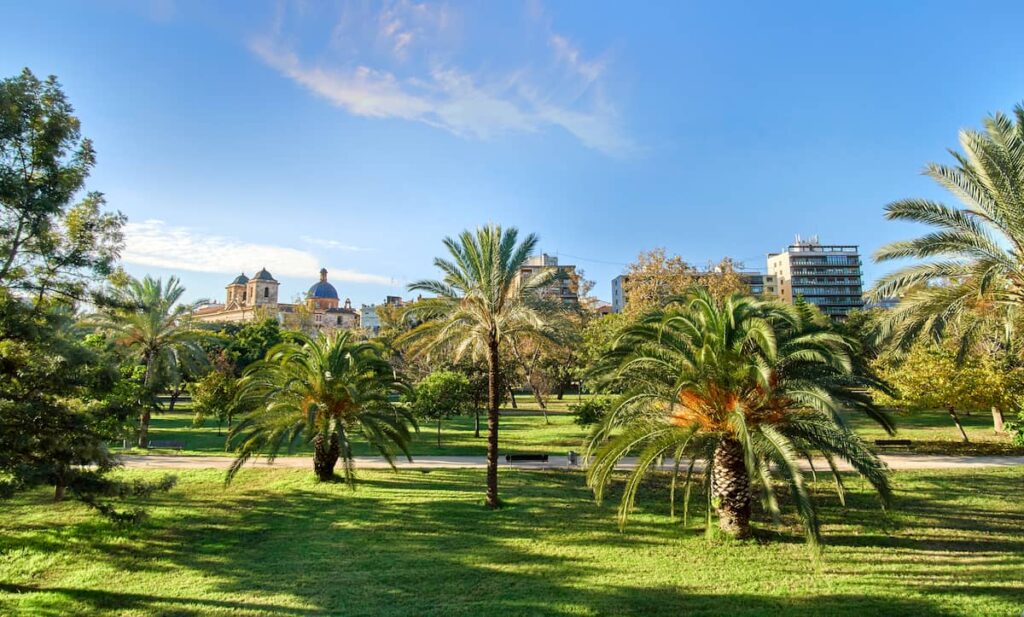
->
[[1, 467, 1021, 616]]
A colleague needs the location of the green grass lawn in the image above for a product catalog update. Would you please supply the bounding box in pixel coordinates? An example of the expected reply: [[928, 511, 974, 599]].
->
[[132, 405, 588, 457], [1, 466, 1021, 616], [130, 402, 1022, 458]]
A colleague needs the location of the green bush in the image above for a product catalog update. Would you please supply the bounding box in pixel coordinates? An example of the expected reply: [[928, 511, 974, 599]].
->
[[1005, 416, 1024, 447], [570, 397, 613, 426]]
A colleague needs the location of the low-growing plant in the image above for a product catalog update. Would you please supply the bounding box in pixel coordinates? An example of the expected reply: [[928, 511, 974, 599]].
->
[[570, 396, 613, 426]]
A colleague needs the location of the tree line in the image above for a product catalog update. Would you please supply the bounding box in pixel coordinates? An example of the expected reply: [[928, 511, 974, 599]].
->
[[3, 66, 1023, 543]]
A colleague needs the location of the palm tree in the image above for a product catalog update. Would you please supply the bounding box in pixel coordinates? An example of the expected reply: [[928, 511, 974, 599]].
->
[[586, 289, 893, 544], [400, 225, 563, 508], [871, 103, 1024, 431], [92, 275, 207, 447], [228, 330, 415, 483]]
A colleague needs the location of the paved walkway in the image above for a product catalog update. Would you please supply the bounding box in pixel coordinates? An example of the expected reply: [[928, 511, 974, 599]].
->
[[120, 453, 1024, 472]]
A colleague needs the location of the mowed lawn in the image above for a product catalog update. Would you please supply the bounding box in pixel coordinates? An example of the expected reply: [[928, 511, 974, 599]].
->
[[131, 402, 1023, 458], [1, 467, 1022, 616], [134, 404, 588, 457]]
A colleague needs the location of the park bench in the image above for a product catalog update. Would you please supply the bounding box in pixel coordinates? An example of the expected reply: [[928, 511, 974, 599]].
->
[[874, 439, 912, 450], [505, 453, 549, 463], [147, 440, 186, 451]]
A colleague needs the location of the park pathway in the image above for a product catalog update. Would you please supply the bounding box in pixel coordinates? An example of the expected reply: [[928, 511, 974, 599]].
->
[[120, 453, 1024, 472]]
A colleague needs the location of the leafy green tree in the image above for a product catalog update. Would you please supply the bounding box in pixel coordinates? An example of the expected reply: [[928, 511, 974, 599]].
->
[[870, 102, 1024, 431], [0, 68, 124, 299], [91, 275, 208, 447], [873, 340, 1024, 438], [0, 290, 174, 520], [229, 331, 416, 484], [587, 289, 893, 544], [188, 351, 243, 434], [408, 370, 473, 446], [400, 225, 565, 508]]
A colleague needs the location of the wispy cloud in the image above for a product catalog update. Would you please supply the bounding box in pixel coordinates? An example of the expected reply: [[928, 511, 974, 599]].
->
[[250, 2, 633, 155], [124, 220, 395, 285]]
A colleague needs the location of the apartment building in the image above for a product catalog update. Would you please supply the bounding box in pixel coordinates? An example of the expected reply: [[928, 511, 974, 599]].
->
[[766, 236, 864, 320], [519, 254, 580, 304]]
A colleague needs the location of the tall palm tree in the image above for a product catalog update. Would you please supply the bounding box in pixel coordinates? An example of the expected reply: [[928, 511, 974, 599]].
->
[[871, 103, 1024, 354], [587, 289, 893, 544], [228, 330, 415, 484], [92, 275, 207, 447], [400, 225, 563, 508]]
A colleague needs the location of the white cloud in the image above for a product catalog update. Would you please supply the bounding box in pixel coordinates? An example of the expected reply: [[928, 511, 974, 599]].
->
[[250, 3, 634, 155], [123, 220, 395, 285]]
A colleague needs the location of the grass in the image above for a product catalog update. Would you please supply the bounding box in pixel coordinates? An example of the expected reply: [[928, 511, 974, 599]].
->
[[1, 466, 1022, 616], [128, 402, 1023, 458], [128, 403, 588, 457]]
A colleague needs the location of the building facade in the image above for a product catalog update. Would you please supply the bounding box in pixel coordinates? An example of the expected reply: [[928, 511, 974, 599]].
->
[[518, 254, 580, 304], [766, 236, 864, 320], [360, 295, 406, 336], [611, 275, 628, 313], [193, 267, 360, 333]]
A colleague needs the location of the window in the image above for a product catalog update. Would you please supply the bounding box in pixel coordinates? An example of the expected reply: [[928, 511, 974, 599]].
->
[[264, 287, 269, 298], [337, 317, 342, 325]]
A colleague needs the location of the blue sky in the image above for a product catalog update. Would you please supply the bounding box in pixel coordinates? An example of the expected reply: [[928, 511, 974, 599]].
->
[[5, 0, 1024, 305]]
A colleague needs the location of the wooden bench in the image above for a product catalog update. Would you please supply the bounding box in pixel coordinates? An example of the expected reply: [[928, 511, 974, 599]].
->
[[147, 440, 186, 451], [505, 453, 549, 463], [874, 439, 912, 450]]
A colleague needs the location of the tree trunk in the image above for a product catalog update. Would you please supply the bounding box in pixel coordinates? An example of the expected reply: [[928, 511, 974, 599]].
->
[[711, 438, 752, 539], [313, 432, 340, 481], [992, 406, 1006, 434], [168, 388, 181, 413], [139, 352, 155, 448], [53, 482, 66, 502], [507, 385, 518, 409], [486, 337, 501, 509], [948, 406, 970, 443], [138, 407, 152, 449], [474, 407, 481, 438], [437, 418, 442, 447]]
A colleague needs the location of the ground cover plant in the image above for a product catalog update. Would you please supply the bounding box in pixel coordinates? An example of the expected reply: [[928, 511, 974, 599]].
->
[[0, 466, 1021, 616]]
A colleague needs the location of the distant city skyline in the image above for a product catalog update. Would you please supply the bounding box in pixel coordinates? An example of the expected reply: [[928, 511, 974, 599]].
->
[[5, 1, 1024, 306]]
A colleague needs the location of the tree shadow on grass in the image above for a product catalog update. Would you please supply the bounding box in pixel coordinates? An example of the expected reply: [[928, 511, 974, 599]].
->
[[2, 467, 1022, 616]]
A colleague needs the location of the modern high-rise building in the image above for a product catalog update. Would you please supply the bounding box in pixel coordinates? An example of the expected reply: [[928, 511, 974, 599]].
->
[[766, 236, 864, 320], [518, 254, 580, 304], [611, 274, 629, 313]]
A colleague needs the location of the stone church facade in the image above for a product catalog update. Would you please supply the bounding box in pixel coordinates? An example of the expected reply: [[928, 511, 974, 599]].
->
[[193, 267, 360, 333]]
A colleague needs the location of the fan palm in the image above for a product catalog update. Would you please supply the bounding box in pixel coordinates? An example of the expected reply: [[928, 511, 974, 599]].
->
[[587, 289, 893, 544], [400, 224, 564, 508], [91, 275, 207, 447], [228, 330, 415, 484], [871, 103, 1024, 354]]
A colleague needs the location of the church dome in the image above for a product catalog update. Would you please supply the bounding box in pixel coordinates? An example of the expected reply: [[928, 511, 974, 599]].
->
[[308, 268, 339, 299], [253, 268, 276, 282], [230, 273, 249, 285]]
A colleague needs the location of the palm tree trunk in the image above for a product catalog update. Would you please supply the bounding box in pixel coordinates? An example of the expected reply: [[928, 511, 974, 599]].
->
[[486, 337, 501, 509], [711, 438, 752, 539], [313, 432, 340, 481], [139, 351, 155, 448]]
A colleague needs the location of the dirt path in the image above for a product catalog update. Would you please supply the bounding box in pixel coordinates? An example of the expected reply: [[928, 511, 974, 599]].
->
[[120, 453, 1024, 472]]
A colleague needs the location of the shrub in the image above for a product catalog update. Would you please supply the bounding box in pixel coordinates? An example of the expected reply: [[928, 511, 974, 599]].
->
[[570, 397, 613, 426], [1005, 416, 1024, 447]]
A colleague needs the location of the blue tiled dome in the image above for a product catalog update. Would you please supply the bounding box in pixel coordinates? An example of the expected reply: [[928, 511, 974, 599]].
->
[[253, 268, 276, 282], [308, 268, 339, 299], [230, 273, 249, 285], [308, 281, 339, 299]]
